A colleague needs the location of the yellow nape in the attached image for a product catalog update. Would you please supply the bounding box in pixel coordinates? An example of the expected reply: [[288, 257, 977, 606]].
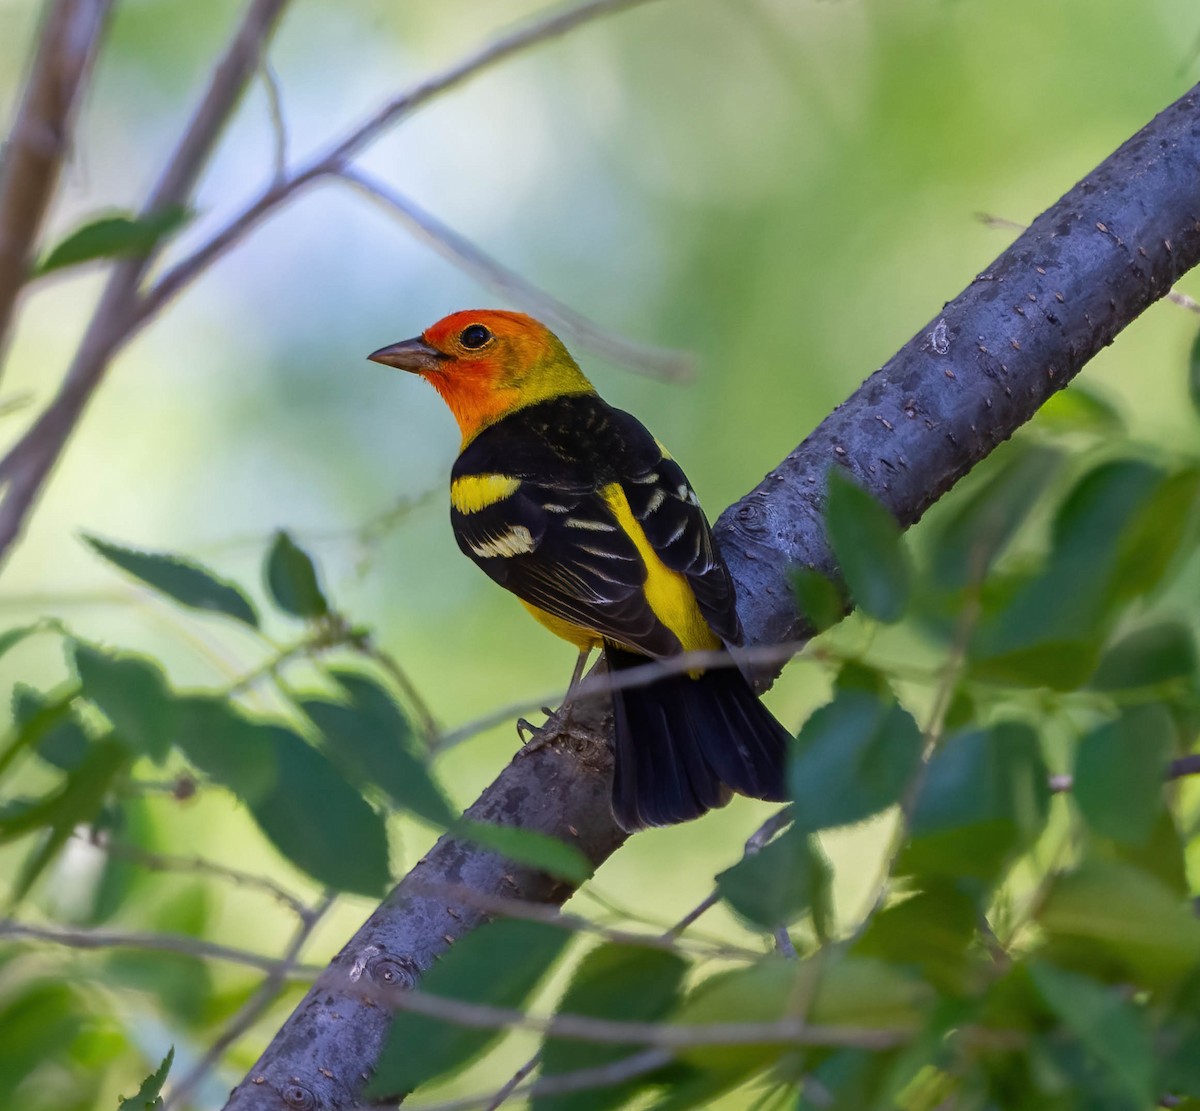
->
[[451, 473, 521, 514], [601, 484, 720, 656], [520, 600, 602, 650]]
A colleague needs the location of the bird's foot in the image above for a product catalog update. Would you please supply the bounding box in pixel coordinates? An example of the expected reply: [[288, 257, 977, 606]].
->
[[517, 702, 605, 755]]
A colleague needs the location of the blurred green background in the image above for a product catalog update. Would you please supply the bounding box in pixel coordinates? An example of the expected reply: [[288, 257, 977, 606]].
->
[[2, 0, 1200, 1106]]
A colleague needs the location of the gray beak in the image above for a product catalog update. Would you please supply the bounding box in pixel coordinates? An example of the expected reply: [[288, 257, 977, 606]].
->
[[367, 336, 447, 373]]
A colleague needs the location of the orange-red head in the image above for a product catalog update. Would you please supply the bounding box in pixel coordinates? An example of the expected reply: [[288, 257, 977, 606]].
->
[[368, 310, 594, 445]]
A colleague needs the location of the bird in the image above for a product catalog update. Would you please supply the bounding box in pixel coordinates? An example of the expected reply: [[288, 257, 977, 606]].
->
[[368, 310, 790, 830]]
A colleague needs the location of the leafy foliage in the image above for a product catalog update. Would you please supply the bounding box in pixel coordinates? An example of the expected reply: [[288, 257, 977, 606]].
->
[[4, 400, 1200, 1110]]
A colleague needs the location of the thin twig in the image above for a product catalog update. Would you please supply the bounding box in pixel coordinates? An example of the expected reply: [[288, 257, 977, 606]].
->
[[1050, 752, 1200, 794], [137, 0, 665, 327], [666, 806, 794, 938], [434, 639, 809, 752], [850, 573, 984, 939], [79, 833, 311, 922], [414, 1049, 673, 1111], [339, 168, 692, 381], [480, 805, 794, 1111], [404, 878, 762, 961], [258, 60, 288, 183], [164, 891, 336, 1110], [353, 634, 442, 749], [341, 974, 911, 1052], [0, 0, 114, 367], [0, 918, 323, 978]]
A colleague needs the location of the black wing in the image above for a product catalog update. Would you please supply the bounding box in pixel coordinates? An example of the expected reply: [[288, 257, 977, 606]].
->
[[612, 422, 744, 647], [451, 476, 683, 657], [450, 395, 742, 657]]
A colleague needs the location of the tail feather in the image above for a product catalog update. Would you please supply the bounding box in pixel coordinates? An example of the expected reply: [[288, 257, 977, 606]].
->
[[607, 646, 790, 830]]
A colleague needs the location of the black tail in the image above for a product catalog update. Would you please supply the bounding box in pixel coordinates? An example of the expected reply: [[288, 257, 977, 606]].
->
[[607, 646, 791, 831]]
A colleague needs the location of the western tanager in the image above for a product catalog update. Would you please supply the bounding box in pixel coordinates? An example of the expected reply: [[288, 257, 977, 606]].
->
[[369, 310, 789, 829]]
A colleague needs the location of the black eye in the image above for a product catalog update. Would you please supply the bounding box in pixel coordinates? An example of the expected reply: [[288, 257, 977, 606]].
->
[[459, 324, 492, 350]]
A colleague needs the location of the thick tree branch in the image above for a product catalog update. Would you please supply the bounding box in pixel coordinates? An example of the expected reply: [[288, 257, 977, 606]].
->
[[221, 82, 1200, 1109], [0, 0, 113, 368]]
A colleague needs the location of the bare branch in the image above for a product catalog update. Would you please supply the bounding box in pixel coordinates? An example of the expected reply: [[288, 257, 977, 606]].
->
[[0, 0, 114, 367], [339, 168, 693, 382], [402, 877, 762, 961], [0, 0, 292, 563], [435, 639, 811, 753], [258, 61, 288, 184], [0, 917, 323, 978], [79, 833, 312, 922], [137, 0, 666, 329], [667, 805, 794, 938], [1050, 752, 1200, 794], [164, 891, 336, 1111]]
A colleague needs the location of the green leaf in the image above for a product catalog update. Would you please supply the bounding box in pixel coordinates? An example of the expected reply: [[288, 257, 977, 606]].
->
[[1110, 466, 1200, 603], [0, 625, 39, 662], [927, 443, 1061, 589], [106, 887, 212, 1023], [249, 725, 390, 896], [0, 981, 87, 1105], [788, 685, 924, 834], [1161, 968, 1200, 1096], [536, 944, 686, 1111], [172, 697, 277, 803], [676, 956, 928, 1075], [674, 959, 798, 1073], [0, 685, 78, 782], [456, 820, 593, 885], [265, 530, 328, 619], [716, 824, 831, 933], [84, 535, 258, 627], [1034, 385, 1126, 436], [1039, 857, 1200, 986], [117, 1046, 174, 1110], [1074, 705, 1172, 845], [1089, 621, 1197, 691], [72, 643, 177, 763], [855, 880, 981, 995], [901, 722, 1049, 883], [369, 919, 570, 1098], [791, 567, 844, 633], [1030, 962, 1153, 1106], [35, 205, 190, 276], [302, 670, 454, 827], [968, 459, 1163, 688], [0, 738, 129, 843], [0, 739, 130, 906], [825, 470, 911, 623], [807, 956, 932, 1031], [13, 685, 88, 771]]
